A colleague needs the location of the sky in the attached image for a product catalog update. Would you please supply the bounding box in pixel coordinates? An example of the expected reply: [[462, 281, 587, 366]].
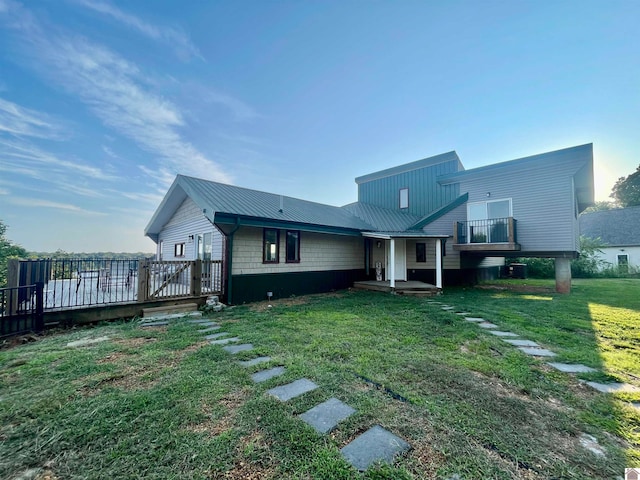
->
[[0, 0, 639, 253]]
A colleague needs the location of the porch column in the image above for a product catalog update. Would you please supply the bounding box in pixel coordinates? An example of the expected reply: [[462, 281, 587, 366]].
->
[[555, 257, 571, 294], [435, 238, 443, 289], [389, 238, 396, 289]]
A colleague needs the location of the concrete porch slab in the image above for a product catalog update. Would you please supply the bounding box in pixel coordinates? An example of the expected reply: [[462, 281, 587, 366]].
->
[[300, 397, 356, 434], [267, 378, 319, 402], [252, 366, 286, 383], [340, 425, 411, 471], [547, 362, 597, 373], [223, 343, 253, 354]]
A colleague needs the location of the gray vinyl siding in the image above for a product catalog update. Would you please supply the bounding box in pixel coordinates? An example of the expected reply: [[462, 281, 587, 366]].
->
[[458, 161, 579, 253], [358, 159, 461, 216], [158, 197, 224, 261], [423, 203, 467, 236]]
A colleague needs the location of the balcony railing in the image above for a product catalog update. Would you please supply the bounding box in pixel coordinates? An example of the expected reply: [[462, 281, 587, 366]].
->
[[454, 217, 519, 250]]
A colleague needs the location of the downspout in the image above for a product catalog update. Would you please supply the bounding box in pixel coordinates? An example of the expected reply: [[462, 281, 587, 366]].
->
[[225, 217, 241, 305]]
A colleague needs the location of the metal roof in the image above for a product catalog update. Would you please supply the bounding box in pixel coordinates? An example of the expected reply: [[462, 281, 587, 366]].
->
[[579, 206, 640, 246], [145, 175, 374, 237], [341, 202, 422, 231], [354, 151, 462, 185]]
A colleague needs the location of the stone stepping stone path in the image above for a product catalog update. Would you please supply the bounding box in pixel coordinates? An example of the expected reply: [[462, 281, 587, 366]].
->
[[503, 339, 539, 347], [146, 311, 202, 322], [223, 343, 253, 354], [268, 378, 319, 402], [66, 336, 110, 347], [548, 362, 597, 373], [441, 306, 454, 310], [464, 317, 485, 323], [477, 321, 498, 329], [238, 356, 272, 367], [140, 321, 169, 327], [455, 312, 471, 316], [340, 425, 411, 471], [210, 337, 240, 345], [198, 325, 221, 333], [517, 347, 556, 357], [252, 366, 286, 383], [584, 381, 640, 394], [300, 397, 356, 434], [205, 332, 230, 340], [488, 330, 519, 337]]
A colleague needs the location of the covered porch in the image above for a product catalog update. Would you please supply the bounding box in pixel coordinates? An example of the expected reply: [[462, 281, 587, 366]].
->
[[361, 232, 449, 294]]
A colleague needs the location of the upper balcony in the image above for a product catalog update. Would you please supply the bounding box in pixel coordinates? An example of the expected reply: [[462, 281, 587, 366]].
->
[[453, 217, 521, 252]]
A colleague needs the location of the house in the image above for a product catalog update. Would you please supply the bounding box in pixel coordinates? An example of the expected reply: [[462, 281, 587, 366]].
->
[[145, 144, 594, 304], [579, 205, 640, 272]]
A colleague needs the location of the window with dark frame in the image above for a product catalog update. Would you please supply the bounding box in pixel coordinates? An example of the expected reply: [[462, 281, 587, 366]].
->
[[399, 188, 409, 209], [174, 242, 185, 257], [416, 242, 426, 263], [263, 229, 279, 263], [286, 230, 300, 263]]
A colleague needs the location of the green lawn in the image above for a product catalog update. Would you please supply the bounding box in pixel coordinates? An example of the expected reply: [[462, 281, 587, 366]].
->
[[1, 278, 638, 479]]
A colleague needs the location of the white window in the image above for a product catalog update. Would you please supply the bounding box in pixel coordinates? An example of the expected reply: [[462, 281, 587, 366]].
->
[[399, 188, 409, 209]]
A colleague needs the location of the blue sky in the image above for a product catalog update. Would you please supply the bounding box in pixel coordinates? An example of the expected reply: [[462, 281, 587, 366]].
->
[[1, 0, 638, 253]]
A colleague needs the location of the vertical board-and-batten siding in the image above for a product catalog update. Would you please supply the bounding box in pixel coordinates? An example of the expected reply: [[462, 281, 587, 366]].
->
[[458, 161, 580, 253], [158, 197, 224, 260], [358, 159, 461, 216], [232, 227, 363, 275]]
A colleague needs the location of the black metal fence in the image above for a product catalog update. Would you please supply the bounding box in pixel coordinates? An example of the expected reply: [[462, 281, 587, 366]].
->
[[456, 217, 516, 244], [0, 283, 44, 337]]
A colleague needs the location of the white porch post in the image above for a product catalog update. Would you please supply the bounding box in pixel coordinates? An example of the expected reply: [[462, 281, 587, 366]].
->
[[435, 238, 443, 289], [389, 238, 396, 289]]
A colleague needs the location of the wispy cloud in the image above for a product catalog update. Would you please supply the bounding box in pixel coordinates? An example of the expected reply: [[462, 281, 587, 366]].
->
[[1, 2, 234, 187], [72, 0, 203, 61], [10, 197, 107, 215], [0, 187, 9, 195], [0, 97, 67, 139]]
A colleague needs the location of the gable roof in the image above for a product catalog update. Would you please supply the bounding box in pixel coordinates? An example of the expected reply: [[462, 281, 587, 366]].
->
[[145, 175, 374, 240], [579, 205, 640, 246]]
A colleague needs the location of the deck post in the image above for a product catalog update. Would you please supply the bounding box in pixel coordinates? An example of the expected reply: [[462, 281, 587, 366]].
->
[[137, 259, 150, 302], [435, 239, 443, 289], [389, 238, 395, 290], [191, 260, 202, 297]]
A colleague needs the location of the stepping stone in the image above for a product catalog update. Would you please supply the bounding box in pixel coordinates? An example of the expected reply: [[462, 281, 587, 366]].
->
[[518, 347, 556, 357], [198, 326, 221, 333], [223, 343, 253, 354], [210, 337, 240, 345], [300, 397, 356, 434], [341, 425, 411, 471], [251, 366, 286, 383], [547, 362, 597, 373], [579, 433, 605, 456], [205, 332, 230, 340], [66, 336, 110, 347], [238, 356, 272, 367], [140, 321, 169, 327], [488, 331, 519, 337], [464, 317, 485, 322], [503, 339, 539, 347], [148, 312, 202, 321], [585, 381, 640, 393], [478, 322, 498, 329], [441, 306, 454, 310], [267, 378, 318, 402], [455, 312, 471, 316]]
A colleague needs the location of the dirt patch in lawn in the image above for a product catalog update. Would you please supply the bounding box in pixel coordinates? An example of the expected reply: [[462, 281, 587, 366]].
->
[[477, 284, 555, 294], [185, 388, 252, 438]]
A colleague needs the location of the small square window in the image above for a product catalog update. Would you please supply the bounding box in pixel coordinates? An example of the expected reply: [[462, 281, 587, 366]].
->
[[286, 231, 300, 263], [399, 188, 409, 209], [263, 229, 279, 263], [416, 243, 426, 263], [174, 243, 185, 257]]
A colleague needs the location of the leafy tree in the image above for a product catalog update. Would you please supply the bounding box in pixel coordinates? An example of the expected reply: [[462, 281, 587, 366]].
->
[[582, 201, 616, 213], [611, 164, 640, 207], [0, 220, 28, 287], [571, 235, 609, 277]]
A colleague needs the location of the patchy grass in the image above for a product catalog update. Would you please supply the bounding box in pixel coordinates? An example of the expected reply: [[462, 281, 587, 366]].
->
[[0, 278, 638, 479]]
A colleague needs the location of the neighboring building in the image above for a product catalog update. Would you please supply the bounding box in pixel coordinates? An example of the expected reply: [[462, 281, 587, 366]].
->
[[579, 205, 640, 272], [145, 144, 594, 304]]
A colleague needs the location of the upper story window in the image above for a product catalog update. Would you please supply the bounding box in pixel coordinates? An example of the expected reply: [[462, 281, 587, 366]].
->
[[263, 229, 279, 263], [399, 188, 409, 209], [174, 242, 185, 257], [286, 231, 300, 263]]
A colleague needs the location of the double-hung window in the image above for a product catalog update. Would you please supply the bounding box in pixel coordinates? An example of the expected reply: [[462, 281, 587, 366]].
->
[[286, 231, 300, 263], [263, 229, 279, 263]]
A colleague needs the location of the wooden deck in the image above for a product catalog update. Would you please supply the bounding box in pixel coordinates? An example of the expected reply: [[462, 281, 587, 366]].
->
[[353, 280, 441, 296]]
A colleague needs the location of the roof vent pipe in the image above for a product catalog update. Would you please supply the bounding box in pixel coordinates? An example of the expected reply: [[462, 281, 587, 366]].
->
[[279, 195, 283, 213]]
